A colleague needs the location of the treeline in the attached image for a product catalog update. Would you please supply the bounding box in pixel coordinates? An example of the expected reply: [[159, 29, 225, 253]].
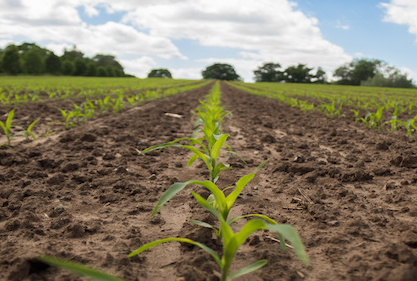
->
[[0, 42, 130, 77], [253, 59, 414, 88]]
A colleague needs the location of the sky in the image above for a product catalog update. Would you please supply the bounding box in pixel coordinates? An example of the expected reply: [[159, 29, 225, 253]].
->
[[1, 0, 417, 82]]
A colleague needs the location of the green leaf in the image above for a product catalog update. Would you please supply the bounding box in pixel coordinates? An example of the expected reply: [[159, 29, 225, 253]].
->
[[187, 154, 199, 166], [190, 219, 219, 236], [27, 119, 39, 132], [152, 180, 196, 216], [128, 238, 221, 267], [225, 161, 267, 210], [191, 192, 221, 221], [228, 260, 268, 280], [265, 224, 309, 266], [210, 134, 228, 161], [6, 109, 14, 129], [38, 255, 125, 281], [228, 214, 278, 225]]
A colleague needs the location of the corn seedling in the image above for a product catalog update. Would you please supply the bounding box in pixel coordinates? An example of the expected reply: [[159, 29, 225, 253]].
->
[[385, 107, 399, 132], [351, 109, 360, 122], [17, 119, 39, 141], [0, 108, 16, 146], [129, 175, 309, 281]]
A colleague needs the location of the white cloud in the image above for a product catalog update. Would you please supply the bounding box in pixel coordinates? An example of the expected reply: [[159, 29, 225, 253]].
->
[[381, 0, 417, 39], [121, 0, 351, 79], [119, 56, 156, 77], [0, 0, 353, 81], [171, 68, 203, 80], [0, 1, 185, 60]]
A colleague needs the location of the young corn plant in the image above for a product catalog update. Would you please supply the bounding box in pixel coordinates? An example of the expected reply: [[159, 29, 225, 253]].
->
[[129, 172, 309, 281], [17, 119, 39, 141], [132, 82, 309, 280], [0, 108, 15, 146], [385, 107, 399, 133]]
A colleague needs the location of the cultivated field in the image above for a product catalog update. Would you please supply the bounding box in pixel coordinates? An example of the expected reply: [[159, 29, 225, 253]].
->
[[1, 77, 417, 280]]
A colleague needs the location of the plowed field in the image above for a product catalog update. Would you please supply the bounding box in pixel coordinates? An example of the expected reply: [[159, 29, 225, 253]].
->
[[1, 82, 416, 281]]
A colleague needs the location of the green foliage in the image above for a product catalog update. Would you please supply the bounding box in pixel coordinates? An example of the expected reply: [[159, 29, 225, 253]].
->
[[334, 59, 381, 85], [283, 64, 313, 83], [0, 109, 15, 146], [38, 256, 125, 281], [1, 45, 21, 75], [74, 58, 87, 76], [17, 119, 39, 141], [148, 68, 172, 78], [202, 63, 240, 81], [97, 66, 107, 77], [86, 62, 98, 76], [23, 50, 44, 74], [62, 60, 75, 75], [254, 62, 283, 82], [45, 52, 62, 74], [361, 69, 414, 88]]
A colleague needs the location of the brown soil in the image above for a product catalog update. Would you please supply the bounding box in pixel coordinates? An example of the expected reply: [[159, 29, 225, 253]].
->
[[1, 81, 417, 281]]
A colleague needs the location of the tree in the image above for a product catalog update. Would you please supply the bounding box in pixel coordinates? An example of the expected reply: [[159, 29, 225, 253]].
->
[[23, 50, 43, 74], [62, 60, 75, 75], [283, 64, 313, 83], [105, 65, 114, 77], [334, 59, 381, 85], [93, 54, 124, 73], [97, 66, 107, 77], [1, 44, 21, 75], [62, 45, 84, 61], [73, 58, 87, 76], [253, 63, 283, 82], [361, 65, 414, 88], [148, 68, 172, 78], [314, 67, 327, 84], [45, 52, 61, 74], [202, 63, 240, 81], [85, 62, 97, 76]]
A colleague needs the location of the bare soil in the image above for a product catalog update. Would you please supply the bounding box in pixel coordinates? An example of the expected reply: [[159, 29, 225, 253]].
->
[[1, 81, 417, 281]]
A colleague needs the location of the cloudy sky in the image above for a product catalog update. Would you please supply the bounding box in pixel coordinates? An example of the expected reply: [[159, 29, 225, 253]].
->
[[0, 0, 416, 82]]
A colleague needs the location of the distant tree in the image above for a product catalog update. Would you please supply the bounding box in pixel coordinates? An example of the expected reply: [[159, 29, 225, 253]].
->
[[85, 62, 97, 76], [61, 45, 84, 61], [202, 63, 240, 81], [113, 67, 123, 77], [1, 45, 21, 75], [313, 67, 327, 84], [361, 65, 414, 88], [73, 58, 87, 76], [334, 59, 381, 85], [97, 66, 107, 77], [148, 68, 172, 78], [93, 54, 124, 73], [254, 62, 283, 82], [45, 52, 62, 74], [23, 50, 43, 74], [105, 65, 114, 77], [283, 64, 313, 83], [62, 60, 75, 75]]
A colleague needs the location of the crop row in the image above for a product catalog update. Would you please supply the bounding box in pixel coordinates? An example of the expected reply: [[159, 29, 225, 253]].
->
[[0, 78, 210, 147], [39, 81, 309, 281], [229, 81, 417, 136], [0, 77, 205, 107]]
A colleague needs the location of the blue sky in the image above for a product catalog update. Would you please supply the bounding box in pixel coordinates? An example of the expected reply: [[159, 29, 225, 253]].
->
[[1, 0, 416, 82]]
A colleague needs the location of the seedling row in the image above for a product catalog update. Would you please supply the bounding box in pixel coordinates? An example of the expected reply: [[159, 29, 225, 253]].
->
[[230, 81, 417, 136]]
